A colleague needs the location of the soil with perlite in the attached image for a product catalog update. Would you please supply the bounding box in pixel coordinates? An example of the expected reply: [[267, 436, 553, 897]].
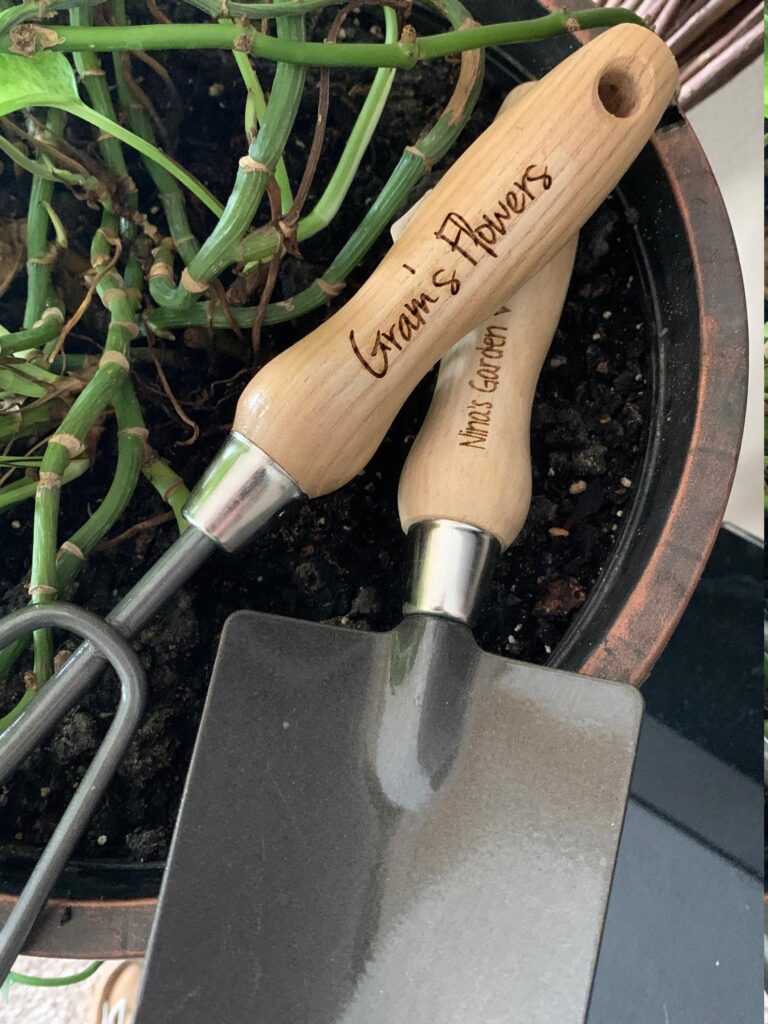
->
[[0, 15, 651, 863]]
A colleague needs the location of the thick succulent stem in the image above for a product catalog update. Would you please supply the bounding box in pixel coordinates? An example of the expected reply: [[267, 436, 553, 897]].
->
[[0, 10, 645, 63], [28, 216, 138, 684], [150, 14, 307, 305], [22, 110, 65, 330]]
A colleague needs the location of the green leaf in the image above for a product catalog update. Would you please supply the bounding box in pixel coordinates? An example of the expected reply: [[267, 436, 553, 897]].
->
[[0, 51, 78, 116], [0, 51, 223, 217]]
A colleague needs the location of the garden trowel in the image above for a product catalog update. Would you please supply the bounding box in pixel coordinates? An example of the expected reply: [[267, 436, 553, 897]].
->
[[134, 234, 643, 1023]]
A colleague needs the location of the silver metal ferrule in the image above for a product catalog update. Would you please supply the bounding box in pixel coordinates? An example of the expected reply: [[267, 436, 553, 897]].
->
[[183, 432, 303, 553], [404, 519, 500, 626]]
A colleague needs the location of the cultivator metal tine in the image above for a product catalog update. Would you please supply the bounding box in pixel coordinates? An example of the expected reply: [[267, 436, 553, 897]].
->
[[0, 603, 147, 982]]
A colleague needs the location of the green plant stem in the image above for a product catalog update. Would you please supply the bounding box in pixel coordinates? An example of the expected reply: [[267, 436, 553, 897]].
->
[[28, 213, 137, 685], [0, 381, 143, 724], [232, 43, 293, 213], [147, 237, 180, 307], [240, 3, 397, 265], [0, 306, 64, 354], [153, 5, 397, 281], [6, 960, 103, 988], [184, 0, 378, 17], [0, 654, 34, 723], [0, 397, 71, 445], [110, 40, 202, 308], [68, 0, 143, 247], [69, 2, 134, 195], [0, 458, 89, 511], [152, 15, 306, 305], [7, 10, 645, 64], [47, 349, 181, 370], [54, 380, 146, 592], [142, 454, 190, 531], [23, 110, 64, 329], [110, 0, 200, 270], [150, 151, 433, 330]]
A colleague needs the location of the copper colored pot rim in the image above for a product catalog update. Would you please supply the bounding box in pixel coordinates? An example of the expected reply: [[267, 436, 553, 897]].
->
[[0, 16, 748, 961], [538, 4, 747, 685], [569, 123, 746, 686]]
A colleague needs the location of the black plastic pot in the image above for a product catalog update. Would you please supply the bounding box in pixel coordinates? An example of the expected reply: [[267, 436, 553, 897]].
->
[[0, 0, 747, 957]]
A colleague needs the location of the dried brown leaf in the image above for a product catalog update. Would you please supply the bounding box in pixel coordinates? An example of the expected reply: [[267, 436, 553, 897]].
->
[[8, 24, 64, 56], [534, 577, 587, 618]]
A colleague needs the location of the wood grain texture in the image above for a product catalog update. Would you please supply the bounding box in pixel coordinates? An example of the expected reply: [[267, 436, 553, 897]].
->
[[398, 235, 578, 548], [233, 24, 678, 497]]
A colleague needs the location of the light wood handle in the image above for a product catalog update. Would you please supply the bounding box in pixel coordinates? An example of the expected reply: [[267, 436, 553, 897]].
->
[[398, 234, 578, 548], [394, 79, 551, 548], [233, 24, 677, 497]]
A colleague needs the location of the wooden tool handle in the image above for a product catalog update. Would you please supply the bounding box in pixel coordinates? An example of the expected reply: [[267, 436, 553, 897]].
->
[[394, 80, 552, 548], [398, 234, 578, 548], [233, 24, 677, 497]]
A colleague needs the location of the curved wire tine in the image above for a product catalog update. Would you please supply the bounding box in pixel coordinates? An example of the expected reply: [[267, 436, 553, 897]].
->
[[0, 639, 106, 775], [0, 603, 147, 983]]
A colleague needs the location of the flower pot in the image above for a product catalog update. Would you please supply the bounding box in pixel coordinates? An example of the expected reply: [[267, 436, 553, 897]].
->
[[0, 0, 747, 958]]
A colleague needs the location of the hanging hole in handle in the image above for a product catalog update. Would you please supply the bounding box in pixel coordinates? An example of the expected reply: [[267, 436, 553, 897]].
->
[[597, 68, 639, 119]]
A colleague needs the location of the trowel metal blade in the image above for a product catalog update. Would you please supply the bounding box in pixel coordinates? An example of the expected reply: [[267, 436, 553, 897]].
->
[[135, 609, 642, 1024]]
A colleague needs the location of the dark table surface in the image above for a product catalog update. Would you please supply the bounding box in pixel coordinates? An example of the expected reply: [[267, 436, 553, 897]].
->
[[587, 524, 763, 1024]]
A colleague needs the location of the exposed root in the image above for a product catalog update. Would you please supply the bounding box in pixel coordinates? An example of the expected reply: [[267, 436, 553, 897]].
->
[[96, 510, 177, 550], [145, 326, 201, 447]]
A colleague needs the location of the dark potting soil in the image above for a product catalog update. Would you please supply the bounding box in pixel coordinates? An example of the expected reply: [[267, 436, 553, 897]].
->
[[0, 14, 651, 863]]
